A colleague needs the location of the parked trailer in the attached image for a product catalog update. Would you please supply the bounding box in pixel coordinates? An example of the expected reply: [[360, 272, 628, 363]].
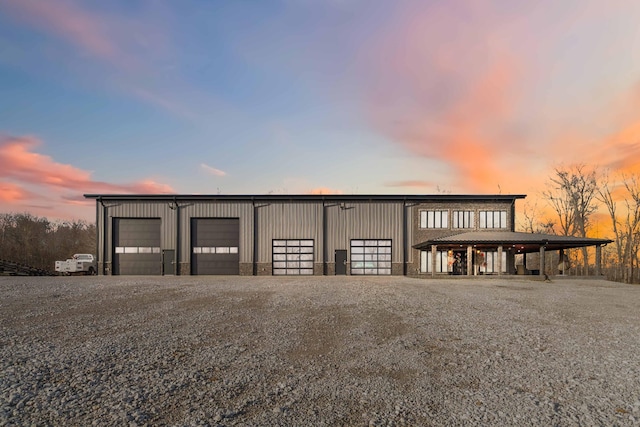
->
[[55, 254, 96, 275]]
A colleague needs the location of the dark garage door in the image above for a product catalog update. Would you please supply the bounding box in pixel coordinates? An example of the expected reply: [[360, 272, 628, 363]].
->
[[113, 218, 162, 275], [191, 218, 239, 275]]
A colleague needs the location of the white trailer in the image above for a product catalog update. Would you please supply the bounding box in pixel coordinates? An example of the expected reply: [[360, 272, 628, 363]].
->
[[55, 254, 96, 275]]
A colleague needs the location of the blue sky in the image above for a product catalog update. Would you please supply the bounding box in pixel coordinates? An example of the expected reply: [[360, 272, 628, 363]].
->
[[1, 0, 640, 221]]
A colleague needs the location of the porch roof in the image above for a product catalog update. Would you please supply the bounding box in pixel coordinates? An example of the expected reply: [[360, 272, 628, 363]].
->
[[413, 231, 613, 254]]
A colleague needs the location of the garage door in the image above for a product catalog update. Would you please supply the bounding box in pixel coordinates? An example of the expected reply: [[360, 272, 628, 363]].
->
[[350, 239, 392, 275], [113, 218, 162, 275], [272, 239, 314, 275], [191, 218, 239, 275]]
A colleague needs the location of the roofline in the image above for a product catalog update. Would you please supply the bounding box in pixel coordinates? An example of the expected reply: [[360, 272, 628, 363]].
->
[[84, 193, 527, 202]]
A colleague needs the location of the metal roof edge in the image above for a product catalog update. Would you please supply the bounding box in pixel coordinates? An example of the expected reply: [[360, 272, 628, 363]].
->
[[84, 193, 527, 201]]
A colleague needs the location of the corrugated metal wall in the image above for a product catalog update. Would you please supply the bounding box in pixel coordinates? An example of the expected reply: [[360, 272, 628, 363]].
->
[[180, 202, 253, 263], [326, 202, 404, 262], [100, 201, 177, 268], [257, 202, 323, 262], [94, 198, 412, 272]]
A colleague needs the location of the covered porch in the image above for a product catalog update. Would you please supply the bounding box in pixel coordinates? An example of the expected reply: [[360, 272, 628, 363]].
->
[[414, 231, 613, 278]]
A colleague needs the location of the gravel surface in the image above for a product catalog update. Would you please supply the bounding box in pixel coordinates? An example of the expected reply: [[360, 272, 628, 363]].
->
[[1, 275, 639, 426]]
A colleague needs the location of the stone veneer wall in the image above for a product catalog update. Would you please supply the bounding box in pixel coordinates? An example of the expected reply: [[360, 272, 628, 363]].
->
[[408, 200, 516, 276]]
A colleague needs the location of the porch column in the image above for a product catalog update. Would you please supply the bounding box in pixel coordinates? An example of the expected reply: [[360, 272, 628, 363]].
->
[[497, 245, 503, 276], [431, 245, 437, 277], [539, 245, 546, 277], [595, 244, 602, 276], [467, 245, 473, 276], [559, 249, 565, 275]]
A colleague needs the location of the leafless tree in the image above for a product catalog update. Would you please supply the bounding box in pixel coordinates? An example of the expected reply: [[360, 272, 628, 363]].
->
[[520, 200, 555, 234], [0, 213, 95, 272], [597, 172, 640, 283], [542, 165, 599, 273]]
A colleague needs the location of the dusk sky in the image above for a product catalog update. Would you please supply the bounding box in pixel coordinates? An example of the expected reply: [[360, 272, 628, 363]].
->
[[1, 0, 639, 222]]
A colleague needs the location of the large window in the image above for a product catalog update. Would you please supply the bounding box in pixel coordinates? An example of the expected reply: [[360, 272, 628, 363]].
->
[[478, 251, 507, 274], [452, 211, 475, 229], [420, 250, 450, 273], [351, 240, 392, 275], [479, 210, 507, 229], [272, 239, 314, 275], [420, 210, 449, 228]]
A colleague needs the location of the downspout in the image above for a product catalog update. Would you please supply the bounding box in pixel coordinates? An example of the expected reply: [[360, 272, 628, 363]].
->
[[402, 199, 407, 276], [100, 198, 108, 275], [322, 197, 327, 275], [174, 197, 180, 275], [95, 197, 100, 273], [252, 198, 258, 276]]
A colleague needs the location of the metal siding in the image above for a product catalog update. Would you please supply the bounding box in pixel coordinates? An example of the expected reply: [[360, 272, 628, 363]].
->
[[191, 218, 240, 275], [180, 202, 253, 263], [326, 202, 404, 262], [104, 201, 176, 248], [257, 203, 322, 263]]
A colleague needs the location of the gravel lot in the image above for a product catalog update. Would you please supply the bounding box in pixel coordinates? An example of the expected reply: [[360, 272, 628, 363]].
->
[[1, 275, 639, 426]]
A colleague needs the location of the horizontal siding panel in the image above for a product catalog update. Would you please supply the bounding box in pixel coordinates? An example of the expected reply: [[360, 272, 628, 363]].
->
[[326, 202, 404, 262], [181, 202, 253, 263], [103, 202, 176, 266], [257, 203, 322, 262]]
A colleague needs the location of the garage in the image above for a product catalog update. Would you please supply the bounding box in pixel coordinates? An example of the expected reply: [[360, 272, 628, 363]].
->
[[191, 218, 240, 275], [350, 239, 392, 275], [113, 218, 162, 275], [272, 239, 314, 275]]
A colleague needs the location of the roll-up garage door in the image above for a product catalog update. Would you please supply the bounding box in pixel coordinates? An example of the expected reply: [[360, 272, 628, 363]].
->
[[272, 239, 314, 275], [191, 218, 239, 275], [350, 239, 392, 275], [113, 218, 162, 275]]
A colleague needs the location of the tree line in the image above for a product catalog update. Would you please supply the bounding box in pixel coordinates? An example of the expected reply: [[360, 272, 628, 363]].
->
[[0, 213, 96, 273], [522, 165, 640, 284]]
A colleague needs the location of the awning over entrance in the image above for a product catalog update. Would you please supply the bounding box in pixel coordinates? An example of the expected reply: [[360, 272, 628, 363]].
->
[[414, 231, 612, 253], [414, 231, 613, 277]]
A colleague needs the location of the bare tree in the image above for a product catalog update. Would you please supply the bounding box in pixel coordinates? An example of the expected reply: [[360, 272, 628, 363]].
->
[[598, 172, 640, 283], [0, 212, 95, 272], [543, 165, 599, 273], [519, 200, 555, 234]]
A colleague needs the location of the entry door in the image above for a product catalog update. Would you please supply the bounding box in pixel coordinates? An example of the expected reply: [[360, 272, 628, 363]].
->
[[335, 250, 347, 275], [163, 250, 175, 275]]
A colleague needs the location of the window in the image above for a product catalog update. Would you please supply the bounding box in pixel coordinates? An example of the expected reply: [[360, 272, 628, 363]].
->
[[420, 210, 449, 228], [478, 251, 507, 274], [350, 240, 391, 275], [116, 246, 161, 254], [479, 210, 507, 229], [420, 250, 451, 273], [272, 240, 314, 275], [452, 211, 475, 229], [193, 246, 238, 254]]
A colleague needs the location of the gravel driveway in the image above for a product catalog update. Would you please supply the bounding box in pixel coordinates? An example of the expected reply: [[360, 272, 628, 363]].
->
[[1, 276, 639, 426]]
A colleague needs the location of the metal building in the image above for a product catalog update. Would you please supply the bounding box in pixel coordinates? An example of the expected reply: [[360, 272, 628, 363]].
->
[[85, 194, 611, 277]]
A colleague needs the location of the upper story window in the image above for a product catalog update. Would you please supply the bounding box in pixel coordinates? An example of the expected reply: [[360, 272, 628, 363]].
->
[[420, 210, 449, 228], [452, 211, 475, 229], [479, 210, 507, 229]]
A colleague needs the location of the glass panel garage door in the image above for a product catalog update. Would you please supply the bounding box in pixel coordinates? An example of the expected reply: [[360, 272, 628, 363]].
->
[[273, 239, 314, 275], [351, 239, 392, 275]]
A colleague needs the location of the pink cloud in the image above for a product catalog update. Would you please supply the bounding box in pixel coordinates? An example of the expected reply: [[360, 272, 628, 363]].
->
[[0, 182, 34, 202], [1, 0, 200, 119], [0, 135, 174, 218], [200, 163, 227, 177], [309, 187, 344, 195], [3, 0, 122, 66]]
